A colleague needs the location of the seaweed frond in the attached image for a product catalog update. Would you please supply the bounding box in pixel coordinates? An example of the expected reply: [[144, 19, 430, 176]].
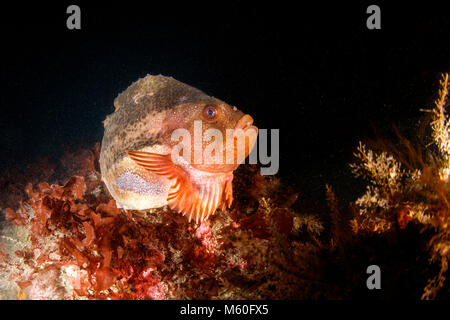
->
[[351, 73, 450, 299]]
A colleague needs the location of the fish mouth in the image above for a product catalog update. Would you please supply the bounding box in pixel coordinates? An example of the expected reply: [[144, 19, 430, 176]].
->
[[189, 114, 258, 174], [234, 114, 258, 147], [233, 114, 258, 162], [234, 114, 256, 133]]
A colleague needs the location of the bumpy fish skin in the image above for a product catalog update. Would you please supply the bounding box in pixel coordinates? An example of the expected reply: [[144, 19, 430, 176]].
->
[[101, 75, 212, 171], [100, 74, 257, 223]]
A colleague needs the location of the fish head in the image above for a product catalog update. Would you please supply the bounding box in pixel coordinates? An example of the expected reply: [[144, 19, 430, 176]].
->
[[163, 100, 258, 173]]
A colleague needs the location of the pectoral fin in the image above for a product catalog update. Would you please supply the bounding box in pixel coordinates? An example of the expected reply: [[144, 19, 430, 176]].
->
[[127, 150, 233, 223]]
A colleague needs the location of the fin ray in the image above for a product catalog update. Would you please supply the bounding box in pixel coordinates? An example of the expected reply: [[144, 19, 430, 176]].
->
[[127, 150, 233, 223]]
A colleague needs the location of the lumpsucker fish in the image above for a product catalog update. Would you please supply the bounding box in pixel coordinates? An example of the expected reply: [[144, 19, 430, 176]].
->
[[100, 75, 258, 223]]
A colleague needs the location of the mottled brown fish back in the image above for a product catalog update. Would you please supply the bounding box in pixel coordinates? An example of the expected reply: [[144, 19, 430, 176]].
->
[[100, 75, 212, 173]]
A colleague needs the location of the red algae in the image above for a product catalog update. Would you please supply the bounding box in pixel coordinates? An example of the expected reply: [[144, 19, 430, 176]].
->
[[0, 142, 322, 300]]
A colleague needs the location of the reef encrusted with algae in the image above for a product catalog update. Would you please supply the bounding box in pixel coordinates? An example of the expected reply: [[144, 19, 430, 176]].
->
[[0, 143, 327, 300], [1, 74, 450, 300]]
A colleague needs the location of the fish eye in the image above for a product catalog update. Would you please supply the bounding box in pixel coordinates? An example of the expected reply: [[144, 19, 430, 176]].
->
[[203, 105, 217, 120]]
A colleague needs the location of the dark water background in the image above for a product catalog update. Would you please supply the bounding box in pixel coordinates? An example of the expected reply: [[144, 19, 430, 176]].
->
[[1, 2, 449, 207]]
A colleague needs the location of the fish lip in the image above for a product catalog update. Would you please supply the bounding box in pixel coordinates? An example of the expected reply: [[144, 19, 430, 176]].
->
[[234, 114, 255, 133]]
